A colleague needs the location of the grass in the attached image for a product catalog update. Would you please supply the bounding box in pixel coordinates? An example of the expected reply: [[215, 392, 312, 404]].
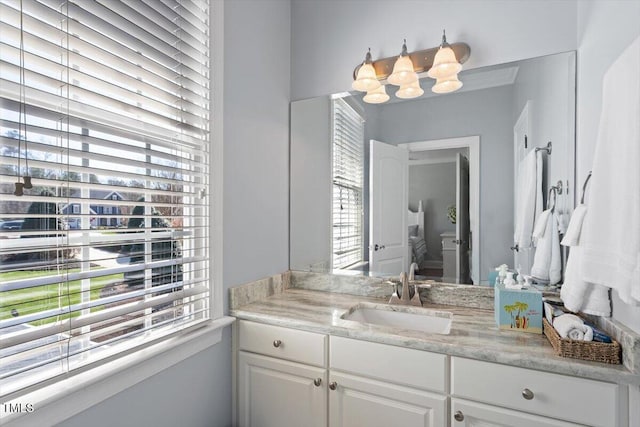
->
[[0, 268, 124, 326]]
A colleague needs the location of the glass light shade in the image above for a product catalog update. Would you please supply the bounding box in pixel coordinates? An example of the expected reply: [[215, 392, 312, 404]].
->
[[432, 73, 463, 94], [352, 63, 381, 92], [387, 55, 418, 86], [396, 80, 424, 99], [363, 85, 389, 104], [427, 45, 462, 79]]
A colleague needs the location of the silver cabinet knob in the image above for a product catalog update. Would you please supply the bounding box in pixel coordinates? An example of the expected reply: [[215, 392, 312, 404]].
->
[[329, 381, 338, 390], [273, 339, 282, 348], [454, 411, 464, 422], [313, 378, 322, 387], [522, 388, 534, 400]]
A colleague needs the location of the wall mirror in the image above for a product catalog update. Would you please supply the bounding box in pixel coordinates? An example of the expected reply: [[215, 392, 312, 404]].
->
[[290, 51, 576, 285]]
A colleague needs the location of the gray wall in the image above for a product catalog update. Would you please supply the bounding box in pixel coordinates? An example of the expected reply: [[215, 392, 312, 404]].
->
[[59, 1, 292, 426], [408, 163, 456, 261], [290, 97, 332, 271], [512, 52, 576, 218], [291, 0, 577, 100], [58, 331, 233, 427], [364, 85, 514, 283], [576, 0, 640, 334]]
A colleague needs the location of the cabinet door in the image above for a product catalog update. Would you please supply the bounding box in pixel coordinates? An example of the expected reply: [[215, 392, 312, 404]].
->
[[451, 398, 583, 427], [329, 371, 446, 427], [238, 351, 327, 427]]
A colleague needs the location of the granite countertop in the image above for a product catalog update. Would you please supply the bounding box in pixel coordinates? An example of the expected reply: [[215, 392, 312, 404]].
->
[[230, 286, 640, 386]]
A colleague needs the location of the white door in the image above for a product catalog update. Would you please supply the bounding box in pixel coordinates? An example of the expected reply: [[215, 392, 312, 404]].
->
[[238, 351, 327, 427], [451, 399, 582, 427], [456, 153, 471, 284], [513, 102, 533, 275], [329, 371, 446, 427], [369, 140, 409, 275]]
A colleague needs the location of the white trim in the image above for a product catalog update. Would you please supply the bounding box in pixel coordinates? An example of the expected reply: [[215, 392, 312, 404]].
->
[[1, 317, 235, 427], [399, 136, 480, 285], [211, 0, 224, 320], [409, 158, 457, 166]]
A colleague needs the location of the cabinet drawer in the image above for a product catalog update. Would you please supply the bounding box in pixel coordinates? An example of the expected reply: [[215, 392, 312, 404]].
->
[[452, 398, 583, 427], [451, 357, 619, 427], [330, 336, 447, 393], [238, 320, 327, 367]]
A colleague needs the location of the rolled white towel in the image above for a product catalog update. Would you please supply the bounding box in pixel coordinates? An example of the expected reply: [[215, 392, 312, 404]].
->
[[552, 313, 593, 341]]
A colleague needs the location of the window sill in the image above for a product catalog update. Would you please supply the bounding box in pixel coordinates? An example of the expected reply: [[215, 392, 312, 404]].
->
[[1, 316, 235, 427]]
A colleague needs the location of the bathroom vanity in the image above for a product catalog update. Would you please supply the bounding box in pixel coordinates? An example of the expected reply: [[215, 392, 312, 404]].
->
[[230, 274, 638, 427]]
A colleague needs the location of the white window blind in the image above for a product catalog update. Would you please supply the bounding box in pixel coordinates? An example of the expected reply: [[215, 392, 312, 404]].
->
[[0, 0, 210, 396], [331, 98, 364, 269]]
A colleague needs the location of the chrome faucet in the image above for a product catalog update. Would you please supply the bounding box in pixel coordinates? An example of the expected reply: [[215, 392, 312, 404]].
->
[[388, 271, 422, 307], [400, 272, 411, 302]]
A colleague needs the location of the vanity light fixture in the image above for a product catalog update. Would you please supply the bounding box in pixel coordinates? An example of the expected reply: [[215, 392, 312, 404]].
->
[[387, 39, 418, 86], [352, 33, 469, 103], [352, 48, 381, 92], [396, 80, 424, 99], [363, 84, 390, 104]]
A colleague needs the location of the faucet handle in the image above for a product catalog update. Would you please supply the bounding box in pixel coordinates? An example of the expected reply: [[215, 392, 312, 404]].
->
[[410, 284, 422, 306]]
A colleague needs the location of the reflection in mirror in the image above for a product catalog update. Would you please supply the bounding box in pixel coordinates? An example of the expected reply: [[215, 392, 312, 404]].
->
[[290, 51, 576, 285]]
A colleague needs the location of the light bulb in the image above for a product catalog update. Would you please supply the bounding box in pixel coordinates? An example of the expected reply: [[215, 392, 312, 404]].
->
[[387, 40, 418, 86], [396, 80, 424, 99], [352, 49, 381, 92], [427, 30, 462, 79], [432, 73, 463, 94], [363, 85, 389, 104]]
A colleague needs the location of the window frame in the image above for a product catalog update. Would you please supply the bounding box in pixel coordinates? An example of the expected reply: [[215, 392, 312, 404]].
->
[[330, 96, 365, 270], [0, 2, 231, 424]]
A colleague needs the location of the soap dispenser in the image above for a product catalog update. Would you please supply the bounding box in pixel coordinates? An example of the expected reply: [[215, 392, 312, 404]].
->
[[495, 264, 508, 286]]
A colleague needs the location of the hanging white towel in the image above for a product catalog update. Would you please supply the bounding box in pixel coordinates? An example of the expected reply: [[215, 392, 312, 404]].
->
[[531, 211, 561, 285], [514, 150, 543, 249], [561, 246, 612, 316], [560, 200, 611, 316], [532, 209, 552, 240], [561, 204, 587, 247], [580, 36, 640, 305]]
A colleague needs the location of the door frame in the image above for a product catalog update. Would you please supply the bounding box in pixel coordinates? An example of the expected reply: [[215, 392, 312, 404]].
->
[[399, 136, 480, 285]]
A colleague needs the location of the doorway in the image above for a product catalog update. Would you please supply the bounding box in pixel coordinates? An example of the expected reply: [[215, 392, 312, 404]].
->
[[399, 136, 479, 284]]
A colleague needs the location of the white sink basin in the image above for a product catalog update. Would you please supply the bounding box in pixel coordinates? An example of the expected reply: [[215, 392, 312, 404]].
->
[[341, 303, 452, 335]]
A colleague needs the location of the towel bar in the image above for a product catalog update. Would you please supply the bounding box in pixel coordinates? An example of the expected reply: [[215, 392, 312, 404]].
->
[[580, 171, 593, 204], [535, 141, 552, 155]]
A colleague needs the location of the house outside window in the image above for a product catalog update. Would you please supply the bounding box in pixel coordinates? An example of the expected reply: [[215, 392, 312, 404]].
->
[[0, 0, 213, 399]]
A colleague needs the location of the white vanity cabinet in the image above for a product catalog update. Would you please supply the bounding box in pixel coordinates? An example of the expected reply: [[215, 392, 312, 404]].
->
[[237, 321, 328, 427], [329, 336, 447, 427], [236, 321, 447, 427], [236, 320, 627, 427], [451, 357, 623, 427]]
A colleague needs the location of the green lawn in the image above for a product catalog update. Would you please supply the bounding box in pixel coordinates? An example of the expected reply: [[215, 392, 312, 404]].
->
[[0, 268, 124, 326]]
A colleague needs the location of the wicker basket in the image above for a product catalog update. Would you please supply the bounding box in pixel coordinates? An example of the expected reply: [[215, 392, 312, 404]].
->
[[543, 318, 621, 364]]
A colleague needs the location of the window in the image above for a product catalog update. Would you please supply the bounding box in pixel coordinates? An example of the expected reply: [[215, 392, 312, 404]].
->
[[0, 0, 211, 397], [331, 98, 364, 269]]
